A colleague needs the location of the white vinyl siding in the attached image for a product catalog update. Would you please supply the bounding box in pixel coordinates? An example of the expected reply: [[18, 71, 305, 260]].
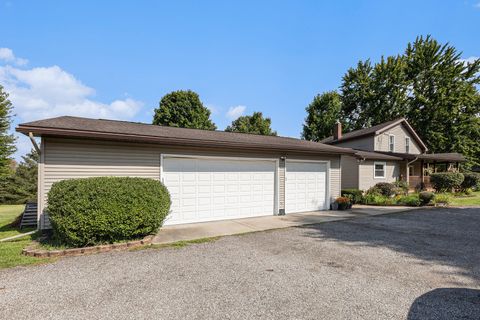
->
[[39, 137, 342, 229], [376, 123, 422, 154], [359, 160, 400, 191]]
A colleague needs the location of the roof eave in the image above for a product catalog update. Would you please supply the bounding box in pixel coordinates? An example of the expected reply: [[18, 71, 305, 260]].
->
[[17, 125, 356, 156]]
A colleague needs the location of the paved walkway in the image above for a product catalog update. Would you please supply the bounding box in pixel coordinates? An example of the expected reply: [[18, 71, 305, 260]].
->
[[153, 205, 415, 244]]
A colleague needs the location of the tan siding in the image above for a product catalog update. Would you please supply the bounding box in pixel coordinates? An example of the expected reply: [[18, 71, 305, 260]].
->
[[278, 159, 285, 211], [375, 123, 422, 154], [40, 137, 343, 228], [333, 135, 375, 151], [358, 160, 400, 191], [341, 155, 359, 189]]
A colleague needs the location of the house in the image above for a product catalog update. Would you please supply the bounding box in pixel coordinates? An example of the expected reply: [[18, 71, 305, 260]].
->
[[321, 118, 466, 191], [16, 116, 357, 229]]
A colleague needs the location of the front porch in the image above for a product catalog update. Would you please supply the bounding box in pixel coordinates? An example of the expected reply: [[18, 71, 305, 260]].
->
[[404, 153, 465, 190]]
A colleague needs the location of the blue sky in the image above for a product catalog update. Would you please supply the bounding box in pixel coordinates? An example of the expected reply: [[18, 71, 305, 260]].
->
[[0, 0, 479, 160]]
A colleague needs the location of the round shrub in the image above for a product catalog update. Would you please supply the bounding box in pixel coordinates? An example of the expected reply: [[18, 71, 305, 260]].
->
[[430, 172, 464, 192], [419, 191, 434, 206], [370, 182, 396, 197], [460, 172, 480, 191], [47, 177, 171, 247], [341, 189, 363, 204]]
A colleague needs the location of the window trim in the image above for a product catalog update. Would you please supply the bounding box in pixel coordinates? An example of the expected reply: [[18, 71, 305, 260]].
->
[[374, 161, 386, 179], [405, 136, 410, 154], [388, 134, 395, 152]]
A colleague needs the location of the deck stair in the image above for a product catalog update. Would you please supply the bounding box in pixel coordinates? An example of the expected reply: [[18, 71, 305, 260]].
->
[[20, 202, 37, 229]]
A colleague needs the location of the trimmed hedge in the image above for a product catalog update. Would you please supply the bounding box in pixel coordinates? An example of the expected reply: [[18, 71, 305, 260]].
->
[[341, 189, 363, 204], [430, 172, 464, 192], [47, 177, 171, 247], [460, 172, 480, 191]]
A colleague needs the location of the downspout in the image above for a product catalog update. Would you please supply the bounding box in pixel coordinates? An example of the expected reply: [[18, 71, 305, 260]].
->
[[28, 132, 41, 154]]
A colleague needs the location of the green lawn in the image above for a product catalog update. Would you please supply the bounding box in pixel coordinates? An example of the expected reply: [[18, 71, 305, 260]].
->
[[450, 191, 480, 206], [0, 205, 51, 269]]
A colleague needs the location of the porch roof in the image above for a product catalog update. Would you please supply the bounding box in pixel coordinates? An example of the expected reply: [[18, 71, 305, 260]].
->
[[353, 150, 466, 162]]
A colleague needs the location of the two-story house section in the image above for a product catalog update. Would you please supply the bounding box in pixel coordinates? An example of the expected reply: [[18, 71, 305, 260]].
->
[[321, 118, 465, 191]]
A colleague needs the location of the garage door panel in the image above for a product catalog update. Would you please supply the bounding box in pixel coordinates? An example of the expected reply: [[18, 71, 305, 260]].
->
[[286, 161, 327, 214], [163, 157, 276, 225]]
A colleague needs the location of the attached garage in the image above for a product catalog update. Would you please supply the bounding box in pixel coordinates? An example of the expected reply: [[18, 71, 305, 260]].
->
[[16, 116, 355, 229], [162, 156, 277, 225], [285, 161, 328, 213]]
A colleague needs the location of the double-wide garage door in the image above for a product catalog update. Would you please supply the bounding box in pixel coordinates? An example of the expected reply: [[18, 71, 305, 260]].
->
[[162, 156, 328, 225], [163, 157, 277, 225]]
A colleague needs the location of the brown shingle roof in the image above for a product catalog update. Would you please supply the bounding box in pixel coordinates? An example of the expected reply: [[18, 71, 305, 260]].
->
[[17, 116, 356, 155]]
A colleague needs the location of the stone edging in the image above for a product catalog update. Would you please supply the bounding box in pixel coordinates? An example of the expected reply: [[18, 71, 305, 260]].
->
[[22, 235, 153, 258]]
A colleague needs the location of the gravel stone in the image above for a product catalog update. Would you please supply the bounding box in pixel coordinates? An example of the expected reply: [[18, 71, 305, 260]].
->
[[1, 207, 479, 320]]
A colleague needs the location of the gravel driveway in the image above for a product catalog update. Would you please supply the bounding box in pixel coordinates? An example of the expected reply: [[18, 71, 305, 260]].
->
[[1, 208, 479, 320]]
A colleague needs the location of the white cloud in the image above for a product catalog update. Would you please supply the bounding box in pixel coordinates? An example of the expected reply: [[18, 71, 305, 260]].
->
[[0, 48, 28, 66], [475, 2, 480, 8], [0, 64, 142, 122], [0, 48, 143, 160], [226, 105, 246, 120], [460, 56, 479, 65]]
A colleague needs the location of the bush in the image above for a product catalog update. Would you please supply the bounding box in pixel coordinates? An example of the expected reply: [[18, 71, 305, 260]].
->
[[341, 189, 363, 204], [393, 180, 409, 195], [419, 191, 434, 206], [433, 193, 451, 206], [396, 194, 421, 207], [460, 172, 480, 191], [363, 193, 391, 205], [47, 177, 171, 247], [430, 172, 464, 192], [369, 182, 396, 197]]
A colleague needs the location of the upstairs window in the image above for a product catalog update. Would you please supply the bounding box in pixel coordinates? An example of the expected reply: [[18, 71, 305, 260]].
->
[[389, 135, 395, 152], [374, 162, 386, 178], [405, 137, 410, 153]]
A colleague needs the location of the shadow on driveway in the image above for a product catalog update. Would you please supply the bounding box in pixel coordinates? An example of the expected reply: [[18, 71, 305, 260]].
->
[[407, 288, 480, 320], [299, 207, 480, 281]]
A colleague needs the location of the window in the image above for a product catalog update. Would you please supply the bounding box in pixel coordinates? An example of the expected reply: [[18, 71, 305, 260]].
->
[[374, 162, 386, 178], [389, 135, 395, 152], [408, 165, 414, 176], [405, 137, 410, 153]]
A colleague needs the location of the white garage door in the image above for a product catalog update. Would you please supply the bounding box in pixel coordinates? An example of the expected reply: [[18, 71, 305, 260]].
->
[[285, 161, 327, 213], [162, 156, 276, 225]]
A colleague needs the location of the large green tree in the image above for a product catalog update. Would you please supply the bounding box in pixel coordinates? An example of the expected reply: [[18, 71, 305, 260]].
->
[[0, 86, 16, 178], [225, 112, 277, 136], [0, 149, 38, 204], [153, 90, 216, 130], [302, 91, 344, 141], [306, 36, 480, 167]]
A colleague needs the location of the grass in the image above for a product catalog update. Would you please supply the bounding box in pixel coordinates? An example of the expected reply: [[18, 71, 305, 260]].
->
[[0, 205, 52, 269], [450, 191, 480, 206], [132, 236, 220, 251]]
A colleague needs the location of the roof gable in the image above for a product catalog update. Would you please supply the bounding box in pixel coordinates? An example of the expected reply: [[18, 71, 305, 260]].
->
[[322, 118, 427, 152]]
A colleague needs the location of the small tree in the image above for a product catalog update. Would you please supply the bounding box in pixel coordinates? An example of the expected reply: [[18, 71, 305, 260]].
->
[[302, 91, 345, 141], [152, 90, 216, 130], [225, 112, 277, 136], [0, 149, 38, 204], [0, 85, 16, 179]]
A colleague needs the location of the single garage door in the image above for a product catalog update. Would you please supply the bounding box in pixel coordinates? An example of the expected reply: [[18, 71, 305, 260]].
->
[[285, 161, 327, 213], [162, 156, 277, 225]]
